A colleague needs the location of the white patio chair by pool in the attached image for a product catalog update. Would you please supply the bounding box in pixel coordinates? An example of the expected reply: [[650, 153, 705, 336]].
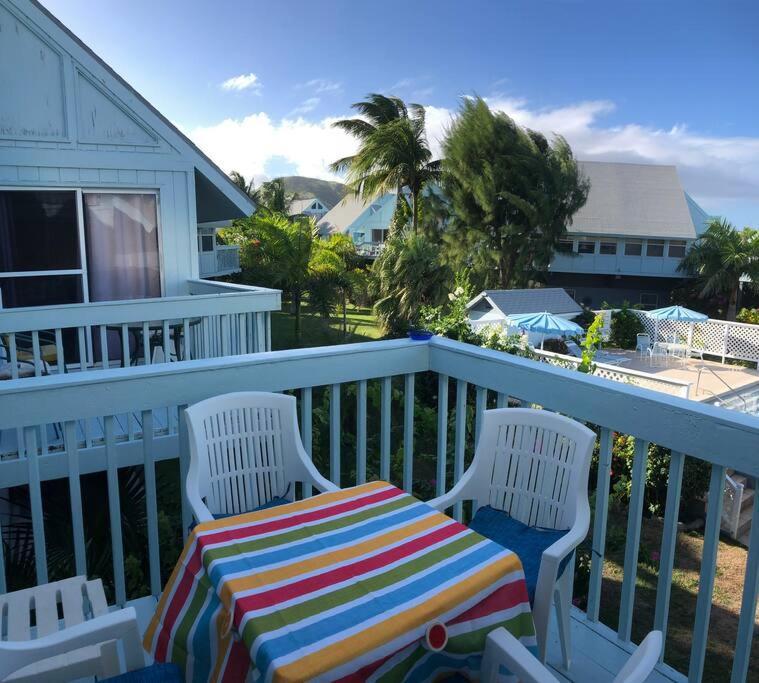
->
[[429, 408, 595, 670], [647, 342, 668, 367], [635, 333, 651, 359], [185, 391, 339, 523], [481, 627, 662, 683], [0, 576, 145, 683]]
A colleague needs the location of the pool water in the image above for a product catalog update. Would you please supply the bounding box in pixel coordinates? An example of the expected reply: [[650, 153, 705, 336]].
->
[[713, 383, 759, 416]]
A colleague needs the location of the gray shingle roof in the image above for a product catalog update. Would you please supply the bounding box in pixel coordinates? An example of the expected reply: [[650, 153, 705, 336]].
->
[[570, 161, 698, 239], [473, 288, 582, 317]]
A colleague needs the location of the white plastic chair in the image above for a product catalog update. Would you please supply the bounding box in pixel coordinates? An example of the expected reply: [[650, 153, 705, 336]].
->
[[429, 408, 595, 670], [481, 627, 662, 683], [635, 334, 651, 359], [0, 576, 145, 683], [647, 342, 668, 367], [185, 391, 339, 523]]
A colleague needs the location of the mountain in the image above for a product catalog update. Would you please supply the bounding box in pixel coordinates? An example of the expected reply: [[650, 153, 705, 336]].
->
[[281, 176, 347, 209]]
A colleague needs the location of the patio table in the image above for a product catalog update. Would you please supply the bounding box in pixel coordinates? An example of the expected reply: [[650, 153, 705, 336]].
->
[[144, 481, 536, 683]]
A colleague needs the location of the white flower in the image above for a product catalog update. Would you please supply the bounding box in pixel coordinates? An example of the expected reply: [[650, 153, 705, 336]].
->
[[454, 287, 464, 296], [448, 293, 456, 301]]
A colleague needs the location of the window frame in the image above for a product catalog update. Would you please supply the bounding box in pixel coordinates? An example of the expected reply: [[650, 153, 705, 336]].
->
[[556, 239, 574, 253], [599, 240, 617, 255], [577, 239, 596, 255], [0, 186, 163, 308], [646, 239, 665, 257]]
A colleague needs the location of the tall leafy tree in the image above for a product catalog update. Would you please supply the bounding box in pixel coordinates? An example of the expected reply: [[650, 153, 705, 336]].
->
[[441, 97, 589, 289], [371, 231, 452, 335], [679, 218, 759, 320], [229, 170, 256, 199], [331, 94, 440, 233], [227, 173, 294, 213]]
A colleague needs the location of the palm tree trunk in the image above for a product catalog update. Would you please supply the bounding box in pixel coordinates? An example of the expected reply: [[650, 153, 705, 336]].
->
[[727, 283, 740, 321], [411, 191, 419, 234]]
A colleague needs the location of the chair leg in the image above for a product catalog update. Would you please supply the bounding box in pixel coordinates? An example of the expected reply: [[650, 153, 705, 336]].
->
[[554, 566, 574, 671]]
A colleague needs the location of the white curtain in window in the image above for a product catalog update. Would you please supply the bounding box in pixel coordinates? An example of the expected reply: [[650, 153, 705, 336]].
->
[[84, 193, 160, 302]]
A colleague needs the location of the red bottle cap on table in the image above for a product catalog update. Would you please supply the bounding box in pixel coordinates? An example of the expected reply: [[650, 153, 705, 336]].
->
[[425, 622, 448, 651]]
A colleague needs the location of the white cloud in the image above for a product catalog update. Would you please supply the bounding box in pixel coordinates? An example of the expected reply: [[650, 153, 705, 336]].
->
[[300, 78, 342, 94], [289, 97, 320, 116], [186, 96, 759, 221], [220, 73, 261, 93]]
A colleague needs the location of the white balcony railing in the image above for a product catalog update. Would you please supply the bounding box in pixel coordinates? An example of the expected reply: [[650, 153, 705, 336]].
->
[[0, 337, 757, 681], [0, 279, 280, 379]]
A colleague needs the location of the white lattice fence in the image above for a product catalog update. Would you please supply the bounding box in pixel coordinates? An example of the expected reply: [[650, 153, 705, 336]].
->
[[630, 311, 759, 364]]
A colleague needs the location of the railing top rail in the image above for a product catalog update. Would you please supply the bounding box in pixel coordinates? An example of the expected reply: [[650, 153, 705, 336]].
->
[[0, 338, 427, 429], [0, 283, 281, 332], [428, 337, 759, 475]]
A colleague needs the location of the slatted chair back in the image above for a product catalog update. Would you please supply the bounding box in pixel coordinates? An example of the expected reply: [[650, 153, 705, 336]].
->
[[469, 408, 595, 531], [185, 391, 337, 522]]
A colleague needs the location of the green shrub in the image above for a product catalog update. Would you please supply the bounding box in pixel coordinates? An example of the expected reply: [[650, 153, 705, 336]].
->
[[736, 307, 759, 324], [609, 303, 645, 349]]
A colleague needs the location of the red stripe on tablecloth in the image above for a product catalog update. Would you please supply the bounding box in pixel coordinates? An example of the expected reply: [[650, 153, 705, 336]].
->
[[198, 487, 403, 547], [447, 577, 529, 625], [334, 649, 397, 683], [234, 521, 464, 616], [220, 640, 252, 683]]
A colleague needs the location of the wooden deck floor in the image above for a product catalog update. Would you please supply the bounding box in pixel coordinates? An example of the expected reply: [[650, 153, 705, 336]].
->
[[130, 598, 686, 682]]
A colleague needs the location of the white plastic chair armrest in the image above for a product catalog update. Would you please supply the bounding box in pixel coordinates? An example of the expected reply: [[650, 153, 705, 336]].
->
[[186, 487, 214, 523], [482, 628, 558, 683], [0, 608, 144, 682], [541, 499, 590, 568], [295, 444, 339, 493], [613, 631, 662, 683], [427, 462, 479, 512]]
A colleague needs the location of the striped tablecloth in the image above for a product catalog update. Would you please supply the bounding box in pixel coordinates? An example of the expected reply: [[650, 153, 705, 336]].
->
[[144, 481, 536, 682]]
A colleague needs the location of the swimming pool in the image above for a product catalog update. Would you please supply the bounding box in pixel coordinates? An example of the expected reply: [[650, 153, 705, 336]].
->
[[711, 382, 759, 416]]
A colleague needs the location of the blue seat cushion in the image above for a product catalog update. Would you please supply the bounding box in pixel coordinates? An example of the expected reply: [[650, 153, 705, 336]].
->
[[468, 506, 571, 603], [212, 496, 290, 520], [102, 663, 184, 682]]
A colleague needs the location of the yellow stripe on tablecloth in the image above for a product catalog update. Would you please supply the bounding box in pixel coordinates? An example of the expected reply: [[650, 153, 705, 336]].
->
[[220, 513, 447, 608], [273, 552, 522, 683], [197, 481, 389, 532]]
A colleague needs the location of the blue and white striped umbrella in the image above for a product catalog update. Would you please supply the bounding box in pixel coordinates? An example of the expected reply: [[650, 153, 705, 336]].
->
[[506, 311, 583, 349], [647, 305, 707, 322]]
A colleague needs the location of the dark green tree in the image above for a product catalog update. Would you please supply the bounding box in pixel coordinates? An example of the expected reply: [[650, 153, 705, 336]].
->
[[441, 97, 589, 289]]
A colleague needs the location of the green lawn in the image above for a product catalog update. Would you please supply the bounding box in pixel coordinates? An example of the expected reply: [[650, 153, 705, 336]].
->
[[271, 302, 384, 350]]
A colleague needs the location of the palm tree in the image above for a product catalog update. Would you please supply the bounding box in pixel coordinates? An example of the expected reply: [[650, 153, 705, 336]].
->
[[679, 218, 759, 320], [330, 94, 440, 233], [229, 171, 256, 199], [371, 230, 452, 335]]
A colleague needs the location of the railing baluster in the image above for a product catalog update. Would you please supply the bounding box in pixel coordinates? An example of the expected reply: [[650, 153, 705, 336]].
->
[[300, 387, 313, 497], [474, 386, 487, 447], [0, 514, 6, 592], [31, 330, 42, 377], [587, 427, 613, 622], [77, 326, 88, 371], [329, 384, 341, 486], [618, 438, 649, 642], [403, 373, 415, 493], [653, 450, 685, 656], [104, 416, 126, 605], [453, 379, 467, 521], [182, 318, 191, 360], [162, 320, 170, 362], [178, 405, 192, 538], [380, 376, 391, 482], [221, 314, 230, 356], [202, 317, 210, 359], [121, 323, 130, 368], [141, 410, 161, 596], [237, 314, 247, 355], [99, 325, 109, 369], [357, 380, 367, 485], [688, 464, 726, 683], [731, 475, 759, 683], [497, 392, 507, 409], [266, 311, 272, 351], [8, 334, 19, 379], [436, 374, 449, 499], [24, 426, 47, 584], [55, 328, 65, 374], [142, 322, 150, 365], [64, 420, 87, 576]]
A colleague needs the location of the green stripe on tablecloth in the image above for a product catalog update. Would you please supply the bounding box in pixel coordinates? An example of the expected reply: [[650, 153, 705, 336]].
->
[[375, 641, 428, 683], [241, 532, 482, 646], [203, 496, 415, 564], [170, 572, 216, 671], [445, 611, 535, 653]]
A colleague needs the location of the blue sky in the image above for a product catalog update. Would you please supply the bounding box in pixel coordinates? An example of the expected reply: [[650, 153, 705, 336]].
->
[[42, 0, 759, 226]]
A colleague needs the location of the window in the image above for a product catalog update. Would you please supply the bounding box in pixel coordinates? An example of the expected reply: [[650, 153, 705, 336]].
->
[[646, 239, 665, 257], [369, 203, 382, 215], [0, 189, 83, 308], [556, 239, 573, 253], [199, 235, 215, 252], [372, 228, 387, 243], [578, 240, 596, 254], [640, 292, 658, 309], [599, 240, 617, 255], [668, 240, 686, 258], [352, 232, 364, 244], [0, 188, 161, 308], [624, 239, 643, 256]]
